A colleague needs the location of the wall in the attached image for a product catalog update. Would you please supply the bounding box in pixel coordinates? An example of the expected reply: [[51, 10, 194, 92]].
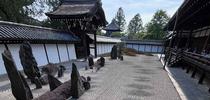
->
[[31, 44, 48, 66], [0, 43, 76, 75], [90, 43, 115, 56]]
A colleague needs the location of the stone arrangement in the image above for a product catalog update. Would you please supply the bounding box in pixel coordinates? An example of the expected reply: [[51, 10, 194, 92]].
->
[[2, 50, 33, 100], [19, 42, 42, 89], [48, 75, 62, 91], [58, 65, 66, 77], [111, 44, 124, 61], [0, 42, 112, 100], [111, 45, 118, 59], [70, 63, 85, 98], [88, 56, 94, 69]]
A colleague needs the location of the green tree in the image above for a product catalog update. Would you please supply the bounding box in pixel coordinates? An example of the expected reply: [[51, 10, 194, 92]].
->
[[0, 0, 60, 25], [144, 10, 170, 40], [127, 13, 143, 39], [114, 7, 126, 32]]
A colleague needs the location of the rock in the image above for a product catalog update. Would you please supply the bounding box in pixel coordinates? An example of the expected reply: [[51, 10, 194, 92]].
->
[[34, 80, 72, 100], [57, 65, 66, 78], [87, 76, 91, 82], [33, 77, 42, 89], [19, 42, 41, 79], [111, 45, 118, 59], [41, 63, 59, 76], [2, 50, 33, 100], [81, 76, 90, 90], [70, 63, 85, 98], [120, 55, 124, 61], [48, 75, 62, 91], [83, 82, 90, 90], [88, 56, 94, 68], [99, 57, 105, 67], [40, 74, 49, 85]]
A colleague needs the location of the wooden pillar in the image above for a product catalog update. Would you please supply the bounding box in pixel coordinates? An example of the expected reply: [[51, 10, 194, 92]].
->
[[56, 44, 61, 63], [94, 33, 97, 58], [185, 30, 193, 49], [43, 44, 49, 63], [203, 29, 209, 50], [66, 44, 70, 61]]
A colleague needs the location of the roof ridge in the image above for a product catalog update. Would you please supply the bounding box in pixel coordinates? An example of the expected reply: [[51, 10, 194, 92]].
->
[[0, 21, 58, 31]]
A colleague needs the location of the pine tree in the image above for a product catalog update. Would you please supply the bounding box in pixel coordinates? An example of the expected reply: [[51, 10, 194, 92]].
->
[[114, 7, 126, 32], [127, 13, 143, 39]]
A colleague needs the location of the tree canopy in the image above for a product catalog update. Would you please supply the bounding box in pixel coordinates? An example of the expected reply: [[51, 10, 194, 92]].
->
[[0, 0, 60, 25], [114, 7, 126, 32], [127, 13, 143, 39], [144, 10, 170, 40]]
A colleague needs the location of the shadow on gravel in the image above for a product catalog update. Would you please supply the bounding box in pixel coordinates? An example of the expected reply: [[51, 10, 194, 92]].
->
[[133, 76, 151, 82], [126, 83, 154, 97], [134, 69, 157, 75]]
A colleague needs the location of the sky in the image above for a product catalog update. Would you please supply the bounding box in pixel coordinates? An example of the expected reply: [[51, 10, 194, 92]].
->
[[36, 0, 183, 26], [102, 0, 183, 25]]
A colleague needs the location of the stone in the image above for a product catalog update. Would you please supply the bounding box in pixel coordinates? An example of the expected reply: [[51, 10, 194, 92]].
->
[[99, 57, 105, 67], [81, 76, 90, 90], [70, 63, 85, 98], [120, 55, 124, 61], [111, 45, 118, 59], [88, 56, 94, 69], [87, 76, 91, 82], [19, 42, 41, 78], [48, 75, 62, 91], [2, 50, 33, 100], [33, 77, 42, 89], [40, 74, 49, 85], [35, 80, 72, 100], [19, 42, 42, 88], [58, 65, 66, 77], [41, 63, 59, 76]]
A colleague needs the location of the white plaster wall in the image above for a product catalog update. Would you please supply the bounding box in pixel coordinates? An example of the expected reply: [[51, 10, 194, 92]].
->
[[67, 44, 76, 60], [45, 44, 59, 63], [58, 44, 69, 62], [7, 44, 22, 70], [31, 44, 48, 66], [0, 44, 6, 74]]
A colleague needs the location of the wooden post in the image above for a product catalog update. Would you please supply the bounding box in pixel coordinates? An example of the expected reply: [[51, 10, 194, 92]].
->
[[66, 44, 70, 61], [43, 44, 49, 63], [94, 33, 97, 57], [56, 44, 61, 63], [203, 29, 209, 50]]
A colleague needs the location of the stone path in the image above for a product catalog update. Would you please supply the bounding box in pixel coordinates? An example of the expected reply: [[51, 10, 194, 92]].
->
[[79, 55, 180, 100]]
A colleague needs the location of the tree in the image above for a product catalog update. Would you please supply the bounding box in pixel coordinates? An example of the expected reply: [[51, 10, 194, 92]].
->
[[127, 13, 143, 39], [114, 7, 126, 32], [144, 10, 170, 40], [0, 0, 60, 25]]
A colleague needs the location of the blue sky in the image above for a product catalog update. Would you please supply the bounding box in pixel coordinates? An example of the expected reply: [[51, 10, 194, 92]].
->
[[102, 0, 183, 25]]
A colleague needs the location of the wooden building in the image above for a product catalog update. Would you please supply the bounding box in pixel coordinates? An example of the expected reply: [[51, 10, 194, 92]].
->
[[164, 0, 210, 91], [46, 0, 107, 58], [104, 19, 121, 37]]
